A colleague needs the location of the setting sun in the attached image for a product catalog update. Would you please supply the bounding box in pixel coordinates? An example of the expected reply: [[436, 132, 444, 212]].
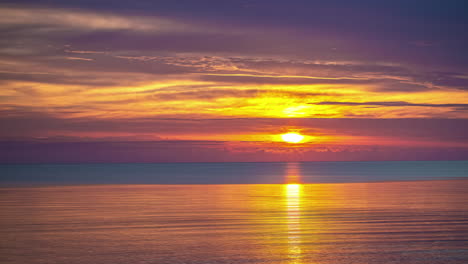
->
[[281, 133, 305, 143]]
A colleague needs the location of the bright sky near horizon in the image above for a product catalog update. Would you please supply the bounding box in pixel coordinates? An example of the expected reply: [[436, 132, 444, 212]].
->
[[1, 0, 468, 162]]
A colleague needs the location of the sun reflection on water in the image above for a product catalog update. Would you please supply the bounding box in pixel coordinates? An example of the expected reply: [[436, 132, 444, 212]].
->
[[285, 184, 302, 263], [285, 162, 303, 263]]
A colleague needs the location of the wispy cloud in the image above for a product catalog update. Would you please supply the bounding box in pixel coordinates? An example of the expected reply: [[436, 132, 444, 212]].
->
[[313, 101, 468, 110], [65, 57, 94, 61], [0, 6, 201, 33]]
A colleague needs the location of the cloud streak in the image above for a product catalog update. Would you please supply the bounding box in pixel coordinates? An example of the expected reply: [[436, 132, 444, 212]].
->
[[0, 6, 201, 33], [314, 101, 468, 110]]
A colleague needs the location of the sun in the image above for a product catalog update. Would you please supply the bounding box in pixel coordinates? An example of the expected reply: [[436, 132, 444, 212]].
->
[[281, 132, 305, 143]]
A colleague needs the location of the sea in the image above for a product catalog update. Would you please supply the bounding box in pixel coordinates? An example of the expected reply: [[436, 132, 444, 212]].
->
[[1, 161, 467, 264]]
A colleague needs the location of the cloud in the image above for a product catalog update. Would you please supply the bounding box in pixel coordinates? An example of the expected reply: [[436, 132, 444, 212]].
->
[[152, 88, 259, 101], [0, 5, 465, 95], [0, 71, 128, 87], [65, 57, 94, 61], [137, 88, 340, 103], [431, 74, 468, 91], [199, 74, 375, 85], [229, 58, 411, 77], [0, 6, 199, 33], [370, 81, 429, 92], [313, 101, 468, 110], [198, 73, 434, 92]]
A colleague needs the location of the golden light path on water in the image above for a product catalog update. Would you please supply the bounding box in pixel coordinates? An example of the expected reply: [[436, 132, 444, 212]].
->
[[285, 184, 302, 264], [285, 162, 303, 264]]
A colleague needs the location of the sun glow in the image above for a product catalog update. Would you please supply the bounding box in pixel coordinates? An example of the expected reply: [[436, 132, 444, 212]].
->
[[281, 133, 305, 143], [285, 184, 301, 197]]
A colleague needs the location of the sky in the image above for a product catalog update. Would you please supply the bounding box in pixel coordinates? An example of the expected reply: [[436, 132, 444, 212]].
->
[[1, 0, 468, 162]]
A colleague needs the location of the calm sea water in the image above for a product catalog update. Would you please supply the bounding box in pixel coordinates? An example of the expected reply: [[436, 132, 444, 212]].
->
[[1, 161, 467, 184], [1, 161, 468, 264]]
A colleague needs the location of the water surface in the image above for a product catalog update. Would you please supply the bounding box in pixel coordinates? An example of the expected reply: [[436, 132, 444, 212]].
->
[[1, 161, 467, 184], [1, 180, 468, 264]]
